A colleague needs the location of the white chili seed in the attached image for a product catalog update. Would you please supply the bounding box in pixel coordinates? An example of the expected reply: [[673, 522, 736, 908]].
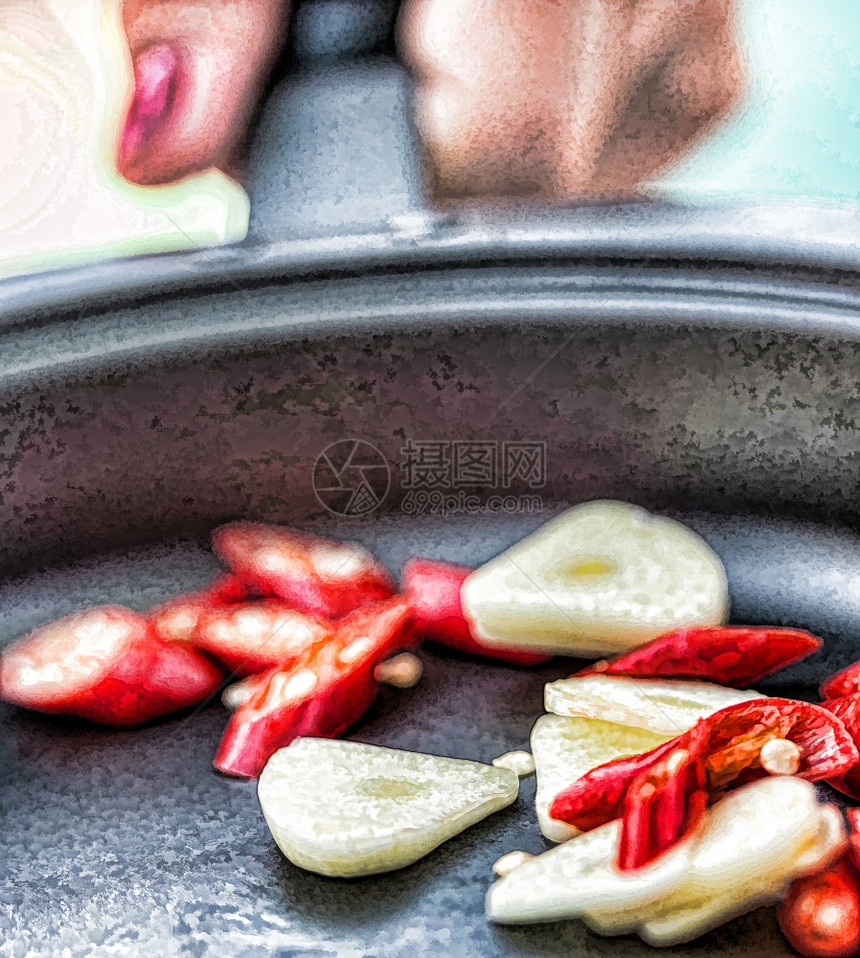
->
[[760, 738, 802, 776], [374, 653, 423, 688], [492, 850, 535, 877], [492, 750, 535, 778]]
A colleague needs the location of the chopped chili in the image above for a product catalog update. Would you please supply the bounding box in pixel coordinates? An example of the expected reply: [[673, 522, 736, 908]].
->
[[213, 596, 414, 778], [579, 625, 821, 688], [212, 522, 394, 620]]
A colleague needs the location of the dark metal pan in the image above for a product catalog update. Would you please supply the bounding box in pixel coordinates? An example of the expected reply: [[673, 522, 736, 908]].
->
[[3, 2, 860, 955]]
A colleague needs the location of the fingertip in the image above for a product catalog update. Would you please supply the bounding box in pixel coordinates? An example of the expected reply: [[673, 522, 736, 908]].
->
[[117, 42, 188, 185]]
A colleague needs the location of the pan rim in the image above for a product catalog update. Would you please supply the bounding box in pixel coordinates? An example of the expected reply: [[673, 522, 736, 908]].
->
[[3, 200, 860, 327]]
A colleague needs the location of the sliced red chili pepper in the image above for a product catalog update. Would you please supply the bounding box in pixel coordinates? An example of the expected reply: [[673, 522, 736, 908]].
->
[[705, 698, 858, 794], [194, 600, 331, 676], [617, 721, 709, 871], [579, 625, 822, 688], [212, 522, 394, 620], [402, 557, 551, 666], [149, 573, 265, 644], [822, 661, 860, 701], [212, 596, 414, 778], [0, 606, 224, 726], [846, 808, 860, 875], [821, 694, 860, 800], [549, 736, 680, 831], [204, 573, 263, 605], [778, 860, 860, 958], [549, 697, 858, 834]]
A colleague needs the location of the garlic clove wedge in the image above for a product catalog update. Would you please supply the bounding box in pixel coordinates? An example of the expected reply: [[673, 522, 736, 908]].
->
[[486, 819, 692, 924], [588, 778, 846, 944], [544, 675, 763, 737], [257, 737, 519, 878], [461, 501, 728, 657]]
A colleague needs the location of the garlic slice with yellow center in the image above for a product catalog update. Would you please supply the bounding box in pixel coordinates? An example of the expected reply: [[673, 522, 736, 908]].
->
[[462, 501, 729, 657], [258, 737, 519, 878]]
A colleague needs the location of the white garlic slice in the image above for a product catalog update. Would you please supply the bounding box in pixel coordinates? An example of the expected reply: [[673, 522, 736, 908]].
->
[[461, 500, 728, 657], [257, 738, 519, 878], [486, 818, 693, 924], [488, 776, 846, 948], [544, 675, 763, 737]]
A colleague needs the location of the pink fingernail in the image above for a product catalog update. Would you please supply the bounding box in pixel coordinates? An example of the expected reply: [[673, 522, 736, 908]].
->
[[120, 44, 181, 165]]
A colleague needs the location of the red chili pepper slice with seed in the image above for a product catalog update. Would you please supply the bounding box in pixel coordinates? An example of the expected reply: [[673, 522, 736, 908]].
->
[[0, 606, 224, 726], [402, 557, 551, 666], [821, 694, 860, 799], [578, 625, 822, 688], [705, 698, 858, 794], [617, 720, 709, 871], [778, 860, 860, 958], [213, 596, 414, 778], [550, 698, 858, 835], [822, 661, 860, 701], [194, 600, 331, 676], [212, 522, 394, 620]]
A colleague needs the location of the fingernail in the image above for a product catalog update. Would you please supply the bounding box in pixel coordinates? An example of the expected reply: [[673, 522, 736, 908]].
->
[[120, 44, 182, 166]]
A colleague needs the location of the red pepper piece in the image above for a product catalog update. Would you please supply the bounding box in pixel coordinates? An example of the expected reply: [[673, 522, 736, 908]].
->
[[579, 625, 822, 688], [195, 600, 331, 676], [549, 697, 858, 833], [402, 557, 551, 666], [0, 606, 224, 726], [846, 808, 860, 875], [212, 522, 394, 619], [617, 721, 709, 871], [204, 573, 263, 605], [705, 698, 858, 794], [821, 694, 860, 800], [778, 860, 860, 958], [213, 596, 414, 778], [549, 737, 680, 831], [822, 661, 860, 701], [149, 573, 265, 644]]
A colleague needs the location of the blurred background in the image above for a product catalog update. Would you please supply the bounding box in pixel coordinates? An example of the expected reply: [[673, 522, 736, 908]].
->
[[1, 0, 858, 279]]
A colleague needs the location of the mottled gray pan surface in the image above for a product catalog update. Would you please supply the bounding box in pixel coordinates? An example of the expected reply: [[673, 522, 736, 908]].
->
[[1, 511, 856, 957], [4, 3, 860, 954]]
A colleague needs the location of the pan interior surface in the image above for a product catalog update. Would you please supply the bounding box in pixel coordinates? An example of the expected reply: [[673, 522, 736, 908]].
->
[[0, 509, 853, 957]]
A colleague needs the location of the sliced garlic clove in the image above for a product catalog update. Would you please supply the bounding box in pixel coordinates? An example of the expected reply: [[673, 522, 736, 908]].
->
[[461, 500, 728, 657], [530, 714, 671, 843], [486, 819, 692, 925], [544, 675, 763, 737], [586, 777, 846, 945], [257, 738, 519, 878], [489, 776, 845, 941]]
